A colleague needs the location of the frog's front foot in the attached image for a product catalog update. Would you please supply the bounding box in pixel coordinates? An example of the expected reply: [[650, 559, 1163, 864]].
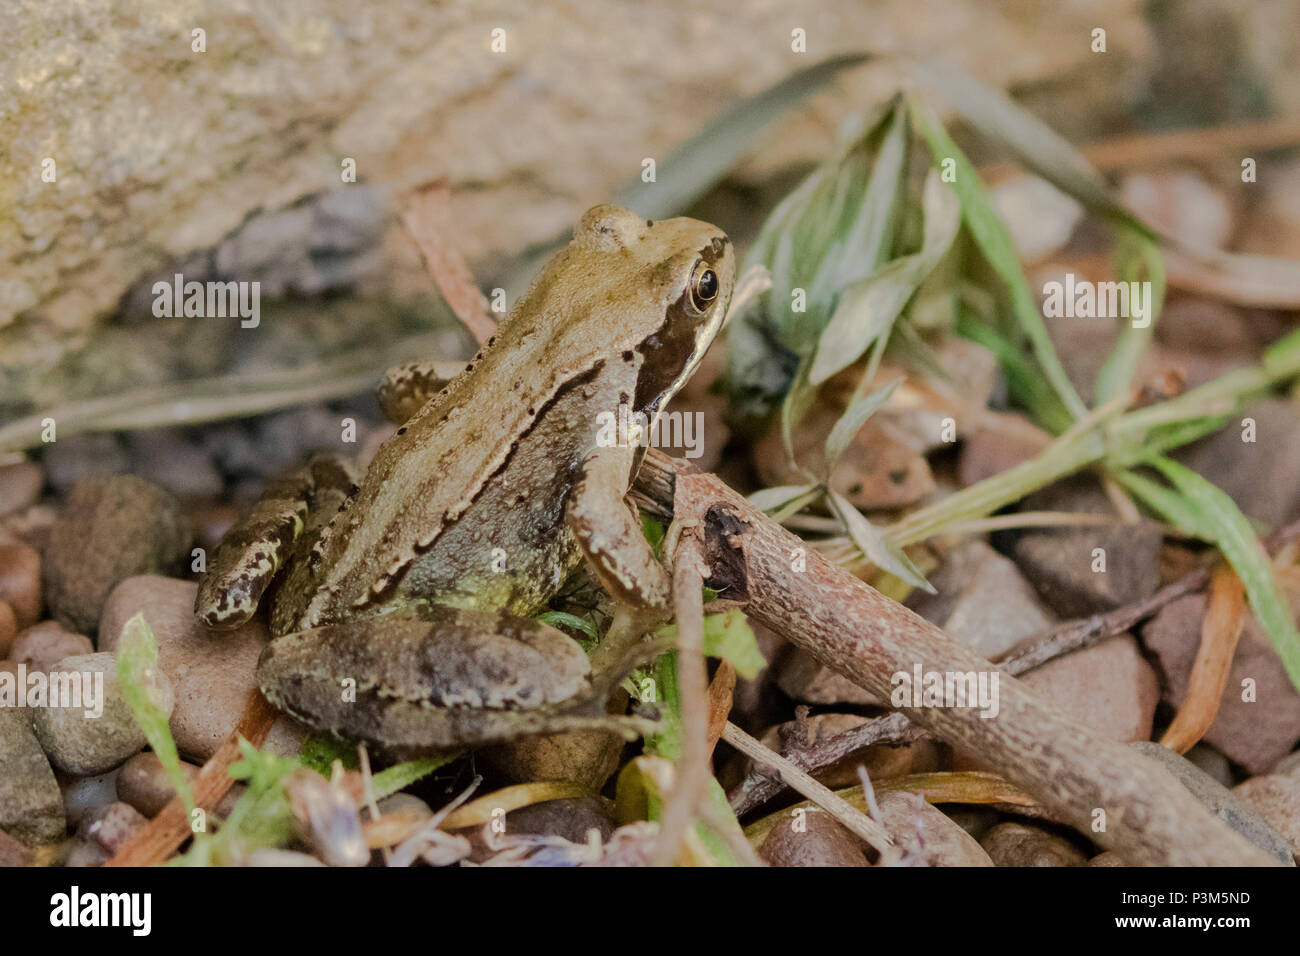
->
[[256, 608, 654, 758]]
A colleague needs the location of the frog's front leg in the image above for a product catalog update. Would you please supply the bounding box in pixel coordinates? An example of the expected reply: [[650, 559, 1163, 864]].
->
[[195, 456, 357, 628], [566, 445, 672, 666]]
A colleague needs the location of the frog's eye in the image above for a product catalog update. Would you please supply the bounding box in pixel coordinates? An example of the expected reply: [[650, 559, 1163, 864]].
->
[[687, 261, 720, 314]]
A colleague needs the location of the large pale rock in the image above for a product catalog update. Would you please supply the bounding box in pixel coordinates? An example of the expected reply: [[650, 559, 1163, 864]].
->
[[1, 0, 1147, 402]]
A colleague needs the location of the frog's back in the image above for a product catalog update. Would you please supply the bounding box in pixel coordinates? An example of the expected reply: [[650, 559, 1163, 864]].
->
[[296, 240, 650, 626]]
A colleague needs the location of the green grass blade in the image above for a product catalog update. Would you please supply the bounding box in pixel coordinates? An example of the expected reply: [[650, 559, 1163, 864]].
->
[[1095, 227, 1167, 404], [824, 378, 901, 470], [810, 170, 960, 385], [827, 487, 933, 591], [372, 753, 462, 800], [1119, 457, 1300, 691], [116, 613, 198, 820], [909, 95, 1087, 422], [902, 55, 1150, 237]]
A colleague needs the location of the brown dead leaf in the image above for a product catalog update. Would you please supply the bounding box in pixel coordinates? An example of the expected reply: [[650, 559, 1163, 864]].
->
[[1159, 564, 1247, 754]]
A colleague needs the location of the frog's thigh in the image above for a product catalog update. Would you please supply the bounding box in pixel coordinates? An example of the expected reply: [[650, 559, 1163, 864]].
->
[[256, 611, 608, 754], [565, 446, 670, 613], [195, 456, 356, 628], [376, 361, 456, 425]]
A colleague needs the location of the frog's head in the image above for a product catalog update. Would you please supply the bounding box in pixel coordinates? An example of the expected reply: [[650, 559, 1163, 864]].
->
[[572, 203, 735, 416]]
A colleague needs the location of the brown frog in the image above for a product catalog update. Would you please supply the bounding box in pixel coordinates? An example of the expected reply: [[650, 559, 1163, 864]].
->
[[195, 204, 734, 755]]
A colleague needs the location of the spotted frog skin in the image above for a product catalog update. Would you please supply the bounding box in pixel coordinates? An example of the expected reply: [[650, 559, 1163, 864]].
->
[[195, 205, 735, 755]]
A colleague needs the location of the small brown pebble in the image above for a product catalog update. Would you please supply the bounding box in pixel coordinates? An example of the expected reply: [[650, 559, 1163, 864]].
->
[[875, 791, 994, 866], [484, 728, 623, 792], [116, 750, 241, 818], [44, 476, 191, 634], [117, 751, 199, 817], [0, 600, 17, 658], [0, 462, 43, 518], [758, 809, 871, 867], [64, 840, 111, 867], [0, 708, 65, 844], [774, 648, 883, 706], [980, 821, 1087, 866], [1144, 589, 1300, 775], [1087, 851, 1127, 866], [757, 712, 943, 789], [100, 576, 266, 762], [505, 796, 616, 845], [32, 651, 173, 775], [9, 621, 94, 672], [0, 542, 42, 629]]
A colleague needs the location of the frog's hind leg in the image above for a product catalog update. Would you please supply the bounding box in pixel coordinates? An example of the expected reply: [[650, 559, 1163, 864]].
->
[[195, 456, 358, 628], [255, 609, 658, 758]]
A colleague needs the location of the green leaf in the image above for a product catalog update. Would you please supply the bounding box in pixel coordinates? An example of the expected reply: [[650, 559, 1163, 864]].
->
[[909, 95, 1087, 422], [826, 487, 934, 592], [228, 738, 299, 790], [115, 613, 197, 819], [824, 378, 901, 471], [1118, 457, 1300, 691], [779, 356, 819, 470], [372, 753, 462, 800], [819, 98, 909, 291], [701, 609, 766, 679], [536, 610, 599, 641], [810, 170, 961, 385], [641, 512, 667, 556], [901, 54, 1300, 311], [750, 483, 823, 526]]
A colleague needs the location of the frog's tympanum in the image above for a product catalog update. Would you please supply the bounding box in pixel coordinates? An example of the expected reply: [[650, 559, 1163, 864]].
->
[[196, 205, 735, 756]]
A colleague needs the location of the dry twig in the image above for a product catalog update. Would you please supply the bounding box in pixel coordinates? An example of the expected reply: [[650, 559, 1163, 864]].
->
[[722, 721, 899, 862], [651, 517, 714, 866], [633, 449, 1276, 866]]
